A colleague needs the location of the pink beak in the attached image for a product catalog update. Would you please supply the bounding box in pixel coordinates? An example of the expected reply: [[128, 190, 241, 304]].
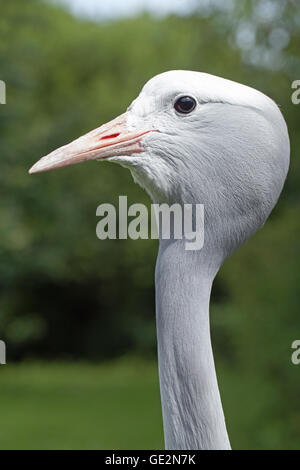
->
[[29, 112, 154, 174]]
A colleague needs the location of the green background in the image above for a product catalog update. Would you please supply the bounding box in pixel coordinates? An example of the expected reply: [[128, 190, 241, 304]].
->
[[0, 0, 299, 449]]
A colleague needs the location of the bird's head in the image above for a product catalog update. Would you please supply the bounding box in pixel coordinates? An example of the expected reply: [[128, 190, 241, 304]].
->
[[30, 70, 289, 258]]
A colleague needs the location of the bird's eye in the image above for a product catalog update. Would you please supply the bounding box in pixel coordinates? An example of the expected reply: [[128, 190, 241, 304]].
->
[[174, 96, 196, 114]]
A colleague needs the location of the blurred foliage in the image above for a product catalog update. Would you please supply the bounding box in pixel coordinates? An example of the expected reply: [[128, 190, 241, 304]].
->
[[0, 0, 299, 449]]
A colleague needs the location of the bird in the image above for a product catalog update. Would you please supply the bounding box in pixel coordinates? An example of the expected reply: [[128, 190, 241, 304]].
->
[[29, 70, 290, 450]]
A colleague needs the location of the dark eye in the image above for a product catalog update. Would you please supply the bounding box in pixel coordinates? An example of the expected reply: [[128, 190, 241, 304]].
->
[[174, 96, 196, 114]]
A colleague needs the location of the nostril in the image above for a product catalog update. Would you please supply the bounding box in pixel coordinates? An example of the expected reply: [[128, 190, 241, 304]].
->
[[100, 133, 120, 140]]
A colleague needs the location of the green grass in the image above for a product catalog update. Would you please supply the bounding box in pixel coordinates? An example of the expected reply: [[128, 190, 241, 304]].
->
[[0, 358, 164, 449], [1, 357, 298, 450]]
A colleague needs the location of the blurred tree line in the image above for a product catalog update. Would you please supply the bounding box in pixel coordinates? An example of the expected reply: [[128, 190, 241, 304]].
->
[[0, 0, 300, 447]]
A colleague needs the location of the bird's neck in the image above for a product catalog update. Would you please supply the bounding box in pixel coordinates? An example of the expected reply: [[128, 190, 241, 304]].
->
[[155, 239, 230, 450]]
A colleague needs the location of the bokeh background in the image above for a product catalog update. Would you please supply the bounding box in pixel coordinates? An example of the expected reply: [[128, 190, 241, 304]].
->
[[0, 0, 300, 449]]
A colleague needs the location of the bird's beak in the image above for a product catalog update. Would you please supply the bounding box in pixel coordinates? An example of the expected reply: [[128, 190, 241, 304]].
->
[[29, 112, 154, 174]]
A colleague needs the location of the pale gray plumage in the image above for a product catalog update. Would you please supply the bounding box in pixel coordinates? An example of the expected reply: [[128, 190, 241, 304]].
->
[[30, 70, 290, 450]]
